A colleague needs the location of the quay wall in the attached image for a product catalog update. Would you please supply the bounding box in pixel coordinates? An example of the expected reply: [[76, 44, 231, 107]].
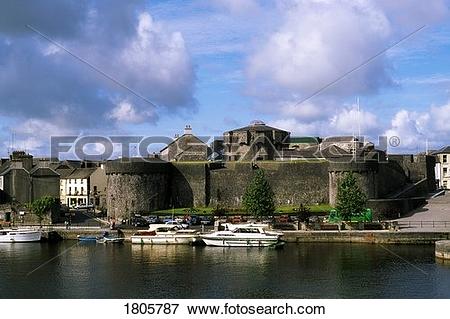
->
[[44, 229, 450, 244], [282, 231, 450, 244]]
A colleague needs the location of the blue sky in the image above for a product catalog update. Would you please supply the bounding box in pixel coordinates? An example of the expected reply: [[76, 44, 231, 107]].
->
[[1, 0, 450, 157]]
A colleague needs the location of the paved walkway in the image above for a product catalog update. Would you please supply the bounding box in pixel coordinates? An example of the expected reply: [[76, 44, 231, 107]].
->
[[395, 192, 450, 231]]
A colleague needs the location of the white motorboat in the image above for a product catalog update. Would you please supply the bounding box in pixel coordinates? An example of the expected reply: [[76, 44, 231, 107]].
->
[[96, 237, 125, 244], [131, 224, 201, 245], [201, 224, 284, 247], [0, 229, 42, 243]]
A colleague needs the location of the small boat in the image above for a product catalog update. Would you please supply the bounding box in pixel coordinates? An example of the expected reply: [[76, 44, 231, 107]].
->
[[201, 224, 284, 247], [77, 235, 98, 242], [96, 236, 125, 244], [0, 229, 41, 243], [131, 224, 201, 245]]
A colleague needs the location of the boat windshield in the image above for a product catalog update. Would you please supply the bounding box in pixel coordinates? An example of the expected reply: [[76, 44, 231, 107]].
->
[[232, 227, 262, 234]]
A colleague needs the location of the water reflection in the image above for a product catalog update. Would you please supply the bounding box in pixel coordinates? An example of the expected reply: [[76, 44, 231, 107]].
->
[[1, 242, 449, 298]]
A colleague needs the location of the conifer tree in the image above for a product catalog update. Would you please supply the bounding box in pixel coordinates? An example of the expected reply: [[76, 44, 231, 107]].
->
[[242, 169, 275, 217], [336, 172, 367, 221]]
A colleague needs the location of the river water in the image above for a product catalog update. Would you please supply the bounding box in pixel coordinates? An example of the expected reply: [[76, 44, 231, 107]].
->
[[1, 242, 449, 298]]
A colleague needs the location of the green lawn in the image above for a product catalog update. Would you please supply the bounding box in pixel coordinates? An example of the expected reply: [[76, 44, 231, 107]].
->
[[146, 204, 333, 217]]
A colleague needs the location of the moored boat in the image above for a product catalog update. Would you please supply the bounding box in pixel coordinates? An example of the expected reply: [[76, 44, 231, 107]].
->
[[77, 235, 98, 242], [131, 224, 201, 245], [201, 224, 284, 247], [96, 236, 125, 244], [0, 229, 41, 243]]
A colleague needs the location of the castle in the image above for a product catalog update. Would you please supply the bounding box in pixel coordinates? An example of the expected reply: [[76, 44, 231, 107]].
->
[[105, 121, 436, 221]]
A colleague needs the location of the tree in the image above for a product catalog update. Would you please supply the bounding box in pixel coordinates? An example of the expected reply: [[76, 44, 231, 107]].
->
[[242, 169, 275, 217], [335, 172, 367, 221], [296, 204, 311, 223], [28, 196, 59, 226]]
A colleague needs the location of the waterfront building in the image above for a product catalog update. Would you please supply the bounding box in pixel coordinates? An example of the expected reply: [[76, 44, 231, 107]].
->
[[58, 168, 96, 207], [433, 146, 450, 189], [0, 151, 59, 204]]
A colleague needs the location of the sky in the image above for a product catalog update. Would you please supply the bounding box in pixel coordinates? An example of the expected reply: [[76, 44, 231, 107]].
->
[[1, 0, 450, 158]]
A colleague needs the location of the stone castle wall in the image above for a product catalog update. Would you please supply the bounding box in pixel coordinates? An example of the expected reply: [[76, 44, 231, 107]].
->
[[209, 161, 329, 207], [105, 155, 436, 219]]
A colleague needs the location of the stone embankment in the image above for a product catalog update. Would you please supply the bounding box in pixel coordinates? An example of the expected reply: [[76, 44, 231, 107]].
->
[[282, 230, 450, 244], [43, 228, 450, 244]]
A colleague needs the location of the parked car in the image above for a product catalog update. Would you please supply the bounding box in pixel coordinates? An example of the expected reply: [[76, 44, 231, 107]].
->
[[131, 216, 149, 228], [199, 216, 214, 226], [143, 215, 160, 224]]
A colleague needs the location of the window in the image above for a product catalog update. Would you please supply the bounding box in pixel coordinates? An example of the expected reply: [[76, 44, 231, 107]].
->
[[444, 155, 448, 163], [69, 187, 71, 195], [81, 187, 84, 194], [444, 181, 448, 189], [444, 167, 448, 177]]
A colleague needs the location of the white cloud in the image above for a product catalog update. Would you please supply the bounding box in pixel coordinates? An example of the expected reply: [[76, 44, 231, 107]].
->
[[278, 101, 330, 122], [384, 103, 450, 152], [211, 0, 260, 15], [0, 3, 196, 134], [108, 101, 154, 124], [247, 0, 393, 98], [330, 106, 379, 135], [118, 12, 195, 107]]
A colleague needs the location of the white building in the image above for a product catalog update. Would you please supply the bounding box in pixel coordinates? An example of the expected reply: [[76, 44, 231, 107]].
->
[[433, 146, 450, 189], [59, 168, 96, 207]]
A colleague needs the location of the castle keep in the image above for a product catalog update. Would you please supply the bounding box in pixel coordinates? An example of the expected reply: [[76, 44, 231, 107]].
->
[[105, 122, 437, 221]]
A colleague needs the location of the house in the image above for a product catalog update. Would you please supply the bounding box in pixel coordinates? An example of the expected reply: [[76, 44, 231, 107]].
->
[[433, 146, 450, 189], [160, 125, 210, 162], [58, 168, 96, 207], [0, 151, 59, 204], [224, 120, 289, 161]]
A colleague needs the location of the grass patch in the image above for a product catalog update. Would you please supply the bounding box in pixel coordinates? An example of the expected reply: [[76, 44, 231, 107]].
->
[[145, 204, 332, 216], [276, 204, 333, 214]]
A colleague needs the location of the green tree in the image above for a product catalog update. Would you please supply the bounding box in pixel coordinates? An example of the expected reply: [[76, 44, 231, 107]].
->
[[28, 196, 59, 225], [242, 169, 275, 218], [335, 172, 367, 221], [296, 204, 311, 223]]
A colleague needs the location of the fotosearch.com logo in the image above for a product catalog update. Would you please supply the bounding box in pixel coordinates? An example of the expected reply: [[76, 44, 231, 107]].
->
[[50, 135, 401, 162], [50, 135, 179, 161]]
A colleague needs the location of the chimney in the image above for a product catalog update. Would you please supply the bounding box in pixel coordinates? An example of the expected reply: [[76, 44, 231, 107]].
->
[[184, 125, 192, 135]]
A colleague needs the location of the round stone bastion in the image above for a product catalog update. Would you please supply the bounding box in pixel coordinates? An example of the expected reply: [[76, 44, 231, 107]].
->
[[435, 240, 450, 260]]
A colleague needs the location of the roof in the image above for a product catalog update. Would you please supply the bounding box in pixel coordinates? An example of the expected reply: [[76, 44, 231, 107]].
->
[[290, 137, 320, 144], [322, 136, 357, 143], [160, 134, 208, 152], [65, 168, 96, 180], [432, 146, 450, 155], [226, 121, 289, 133], [30, 166, 59, 177], [55, 168, 75, 178], [0, 161, 10, 175]]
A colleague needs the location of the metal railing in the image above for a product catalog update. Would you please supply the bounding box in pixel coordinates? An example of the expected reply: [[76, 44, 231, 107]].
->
[[396, 221, 450, 228]]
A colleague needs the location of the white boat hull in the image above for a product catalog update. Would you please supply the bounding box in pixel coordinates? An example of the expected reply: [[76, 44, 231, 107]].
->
[[0, 230, 41, 243], [201, 236, 280, 247], [131, 235, 200, 245]]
